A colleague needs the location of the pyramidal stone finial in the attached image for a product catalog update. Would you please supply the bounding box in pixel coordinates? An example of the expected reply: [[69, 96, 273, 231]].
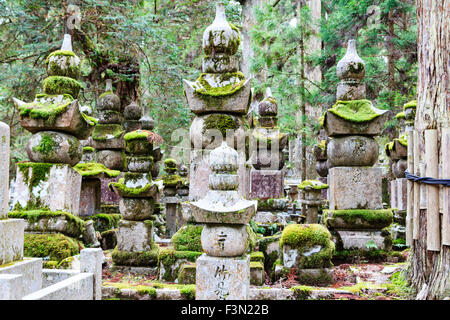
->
[[337, 39, 365, 81], [61, 34, 73, 51]]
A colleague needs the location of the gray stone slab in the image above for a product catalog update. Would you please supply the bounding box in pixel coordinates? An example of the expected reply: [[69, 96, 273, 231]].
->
[[0, 274, 23, 300], [396, 178, 407, 211], [0, 219, 25, 264], [0, 122, 9, 219], [0, 258, 42, 296], [337, 230, 390, 250], [116, 220, 154, 252], [80, 248, 104, 300], [250, 169, 284, 199], [329, 167, 383, 210], [196, 254, 250, 300]]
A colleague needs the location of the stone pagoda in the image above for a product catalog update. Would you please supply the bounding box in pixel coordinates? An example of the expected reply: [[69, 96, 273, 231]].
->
[[12, 34, 95, 214], [183, 1, 251, 201], [109, 119, 163, 267], [323, 40, 393, 251], [190, 142, 257, 300]]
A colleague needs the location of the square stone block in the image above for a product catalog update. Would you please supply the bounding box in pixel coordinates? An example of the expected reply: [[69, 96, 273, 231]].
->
[[12, 163, 81, 215], [116, 220, 154, 252], [0, 219, 25, 265], [79, 179, 101, 217], [100, 176, 121, 204], [0, 257, 42, 296], [196, 254, 250, 300], [337, 230, 390, 250], [329, 167, 382, 210], [250, 169, 284, 199]]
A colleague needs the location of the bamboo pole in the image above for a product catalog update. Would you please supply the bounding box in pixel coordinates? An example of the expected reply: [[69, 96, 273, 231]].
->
[[406, 129, 414, 245], [413, 131, 420, 240], [442, 127, 450, 246], [425, 130, 440, 251]]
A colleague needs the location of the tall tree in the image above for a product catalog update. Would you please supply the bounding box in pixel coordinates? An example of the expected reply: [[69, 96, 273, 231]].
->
[[407, 0, 449, 299]]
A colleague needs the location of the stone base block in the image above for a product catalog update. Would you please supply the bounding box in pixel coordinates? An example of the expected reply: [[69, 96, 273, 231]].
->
[[100, 176, 121, 204], [250, 261, 264, 286], [116, 220, 154, 252], [336, 230, 391, 250], [178, 263, 196, 284], [0, 219, 25, 265], [111, 247, 159, 268], [12, 163, 81, 215], [0, 257, 42, 297], [329, 167, 382, 210], [79, 179, 101, 217], [250, 169, 284, 199], [196, 254, 250, 300]]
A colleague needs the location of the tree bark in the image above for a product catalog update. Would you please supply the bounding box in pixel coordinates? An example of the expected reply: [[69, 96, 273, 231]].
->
[[407, 0, 449, 300]]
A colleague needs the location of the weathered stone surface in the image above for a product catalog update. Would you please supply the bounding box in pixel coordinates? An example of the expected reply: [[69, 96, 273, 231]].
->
[[123, 120, 142, 133], [96, 150, 125, 170], [390, 180, 397, 209], [392, 159, 407, 178], [202, 55, 238, 73], [209, 173, 238, 190], [80, 248, 104, 300], [12, 163, 82, 215], [250, 262, 264, 286], [328, 167, 383, 210], [26, 131, 82, 166], [0, 274, 23, 300], [124, 101, 142, 120], [119, 198, 155, 221], [116, 220, 153, 252], [335, 230, 391, 250], [396, 178, 407, 211], [91, 136, 125, 150], [183, 78, 251, 115], [0, 219, 25, 265], [324, 209, 393, 230], [324, 111, 388, 137], [100, 176, 121, 204], [336, 80, 366, 101], [196, 254, 250, 300], [98, 110, 124, 124], [0, 258, 42, 297], [0, 121, 9, 218], [127, 156, 153, 172], [19, 100, 93, 140], [253, 212, 277, 224], [250, 169, 284, 199], [79, 179, 101, 217], [315, 160, 329, 177], [201, 224, 248, 257], [250, 149, 285, 170], [336, 40, 365, 81], [327, 136, 379, 167]]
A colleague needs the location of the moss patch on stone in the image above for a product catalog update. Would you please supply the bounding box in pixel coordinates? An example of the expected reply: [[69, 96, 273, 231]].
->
[[83, 213, 122, 232], [250, 251, 265, 263], [158, 248, 202, 281], [171, 224, 203, 252], [42, 76, 82, 97], [111, 246, 160, 267], [298, 180, 328, 190], [73, 162, 120, 178], [123, 130, 152, 141], [403, 100, 417, 110], [327, 99, 383, 123], [109, 178, 159, 197], [324, 209, 393, 229], [398, 134, 408, 147], [194, 72, 246, 97], [92, 124, 124, 141], [202, 114, 238, 137], [395, 111, 405, 120], [161, 174, 183, 188], [23, 233, 83, 262], [18, 94, 74, 124]]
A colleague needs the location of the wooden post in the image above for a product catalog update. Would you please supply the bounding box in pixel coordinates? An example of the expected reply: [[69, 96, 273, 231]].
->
[[413, 131, 420, 240], [425, 130, 440, 251], [442, 127, 450, 246], [406, 130, 414, 245]]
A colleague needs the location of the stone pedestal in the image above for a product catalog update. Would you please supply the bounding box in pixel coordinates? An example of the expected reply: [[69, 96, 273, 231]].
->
[[12, 163, 82, 215], [195, 254, 250, 300], [250, 169, 284, 199], [0, 219, 25, 265], [337, 230, 390, 250], [328, 167, 382, 210], [79, 179, 101, 216]]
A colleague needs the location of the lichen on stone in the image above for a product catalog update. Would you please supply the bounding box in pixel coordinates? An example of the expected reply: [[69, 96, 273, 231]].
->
[[403, 100, 417, 110], [395, 111, 406, 120], [171, 224, 203, 252], [193, 72, 246, 97], [202, 113, 238, 137], [42, 76, 82, 97], [18, 94, 74, 123], [92, 124, 124, 141]]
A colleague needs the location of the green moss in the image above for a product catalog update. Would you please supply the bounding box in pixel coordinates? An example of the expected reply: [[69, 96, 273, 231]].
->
[[247, 225, 257, 252], [45, 50, 80, 79], [98, 91, 114, 100], [171, 224, 203, 252], [123, 130, 152, 141], [158, 249, 202, 281], [80, 112, 98, 126], [161, 174, 183, 188], [42, 76, 82, 97], [17, 162, 56, 193], [164, 158, 178, 168], [202, 114, 238, 137], [327, 99, 383, 123], [109, 178, 159, 197], [403, 100, 417, 110], [45, 50, 76, 61], [250, 261, 264, 270], [84, 214, 122, 232], [398, 134, 408, 147], [385, 141, 395, 155], [111, 246, 160, 267], [23, 233, 83, 262], [18, 94, 74, 124], [43, 261, 59, 269], [279, 224, 334, 269], [324, 209, 393, 229], [298, 180, 328, 190], [73, 162, 120, 178], [395, 111, 406, 120], [180, 285, 196, 300], [83, 146, 95, 153], [252, 129, 286, 147], [9, 209, 86, 238], [194, 72, 246, 97], [91, 124, 124, 141], [56, 256, 75, 269], [32, 132, 58, 156], [290, 285, 313, 300], [250, 251, 265, 263]]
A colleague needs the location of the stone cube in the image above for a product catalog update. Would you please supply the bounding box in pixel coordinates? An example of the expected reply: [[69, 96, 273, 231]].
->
[[250, 169, 284, 199], [328, 167, 383, 210], [196, 254, 250, 300], [116, 220, 154, 252]]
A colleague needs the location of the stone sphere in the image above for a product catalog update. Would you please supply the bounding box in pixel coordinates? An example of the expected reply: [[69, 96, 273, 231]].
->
[[327, 136, 378, 167], [392, 159, 407, 178], [98, 110, 124, 124], [96, 150, 126, 171], [209, 142, 238, 172], [336, 40, 365, 80], [257, 97, 278, 116], [315, 160, 329, 177], [202, 3, 240, 56], [98, 92, 120, 111], [124, 101, 142, 120], [27, 131, 82, 166], [201, 224, 248, 257]]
